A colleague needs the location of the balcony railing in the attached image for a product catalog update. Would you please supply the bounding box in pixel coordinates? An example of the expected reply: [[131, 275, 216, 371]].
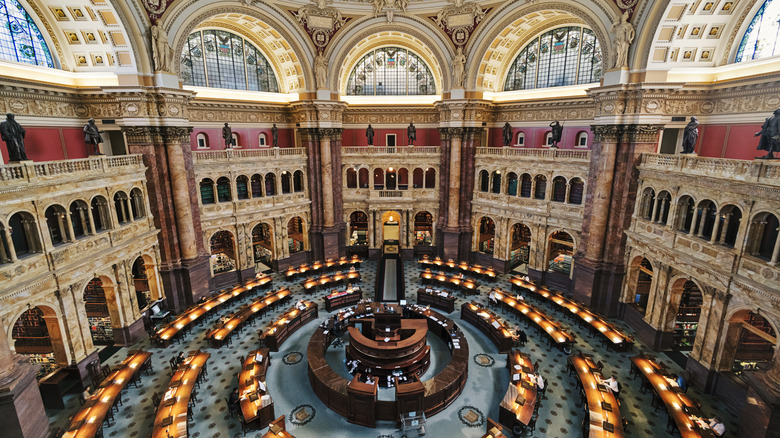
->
[[640, 154, 780, 184], [342, 146, 440, 155], [0, 155, 145, 184], [476, 147, 591, 161], [194, 147, 306, 162]]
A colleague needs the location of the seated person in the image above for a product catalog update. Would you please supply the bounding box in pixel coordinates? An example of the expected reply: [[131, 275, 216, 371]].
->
[[514, 326, 528, 345], [709, 417, 725, 436], [603, 376, 620, 394], [81, 386, 92, 402], [228, 387, 240, 406], [176, 352, 185, 366], [535, 373, 545, 390], [676, 374, 688, 392], [365, 374, 374, 385], [515, 293, 525, 301], [488, 289, 497, 306]]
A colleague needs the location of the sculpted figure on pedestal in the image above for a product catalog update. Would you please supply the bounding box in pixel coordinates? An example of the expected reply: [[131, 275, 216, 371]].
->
[[151, 24, 174, 73], [223, 123, 234, 149], [366, 124, 375, 146], [611, 10, 634, 69], [681, 116, 699, 154], [452, 46, 466, 88], [756, 108, 780, 159], [407, 122, 416, 145], [549, 121, 562, 148], [271, 124, 278, 147], [0, 113, 27, 161], [503, 122, 512, 147], [83, 118, 103, 155]]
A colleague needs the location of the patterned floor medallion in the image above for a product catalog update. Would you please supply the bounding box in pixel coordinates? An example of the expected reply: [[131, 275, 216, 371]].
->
[[283, 351, 303, 365], [289, 404, 316, 426], [472, 353, 495, 367], [457, 405, 485, 428]]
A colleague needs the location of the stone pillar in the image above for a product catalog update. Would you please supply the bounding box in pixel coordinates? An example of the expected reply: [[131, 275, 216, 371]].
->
[[0, 324, 49, 438], [318, 128, 345, 259], [772, 231, 780, 265], [440, 128, 462, 260], [573, 124, 662, 315], [122, 126, 210, 312], [300, 128, 323, 259], [687, 288, 730, 391], [2, 226, 16, 262]]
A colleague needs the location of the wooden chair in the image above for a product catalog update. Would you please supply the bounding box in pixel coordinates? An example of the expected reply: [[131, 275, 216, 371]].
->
[[152, 392, 161, 408]]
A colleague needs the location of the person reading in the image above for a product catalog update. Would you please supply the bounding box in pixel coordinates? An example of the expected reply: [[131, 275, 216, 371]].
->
[[708, 417, 725, 436]]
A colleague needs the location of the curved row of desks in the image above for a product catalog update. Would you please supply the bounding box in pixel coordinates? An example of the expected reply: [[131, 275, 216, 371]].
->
[[568, 352, 625, 437], [239, 348, 275, 430], [284, 256, 362, 279], [153, 274, 273, 346], [509, 276, 633, 351], [419, 269, 478, 294], [461, 301, 514, 353], [205, 288, 292, 347], [418, 256, 497, 280], [324, 287, 363, 311], [262, 300, 319, 351], [498, 351, 538, 433], [302, 270, 361, 291], [307, 302, 469, 427], [152, 350, 210, 438], [492, 289, 575, 350], [416, 288, 456, 313], [63, 350, 152, 438]]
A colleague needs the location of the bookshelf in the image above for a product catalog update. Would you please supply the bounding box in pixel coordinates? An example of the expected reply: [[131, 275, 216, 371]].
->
[[211, 252, 236, 274], [509, 246, 529, 266], [672, 282, 703, 351], [12, 308, 59, 378]]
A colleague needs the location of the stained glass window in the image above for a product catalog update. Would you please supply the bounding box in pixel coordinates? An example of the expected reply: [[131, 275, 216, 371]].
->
[[181, 29, 279, 92], [504, 26, 601, 91], [0, 0, 54, 68], [346, 46, 436, 95], [736, 0, 780, 62]]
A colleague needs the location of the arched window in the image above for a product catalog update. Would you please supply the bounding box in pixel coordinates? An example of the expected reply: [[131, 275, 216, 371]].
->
[[91, 196, 110, 231], [0, 0, 54, 67], [374, 168, 384, 190], [196, 133, 209, 149], [632, 257, 653, 313], [748, 212, 780, 260], [398, 168, 409, 190], [258, 133, 267, 147], [413, 168, 424, 188], [69, 200, 91, 238], [236, 175, 249, 200], [265, 173, 276, 196], [735, 1, 780, 62], [359, 168, 369, 188], [113, 192, 130, 224], [504, 26, 602, 91], [288, 216, 305, 253], [252, 223, 273, 264], [676, 196, 696, 233], [479, 170, 489, 192], [346, 47, 436, 96], [216, 177, 232, 202], [478, 217, 496, 254], [726, 310, 777, 373], [534, 175, 547, 199], [231, 132, 239, 148], [251, 174, 263, 197], [385, 167, 397, 190], [695, 200, 718, 240], [491, 171, 502, 194], [552, 176, 567, 202], [414, 211, 433, 245], [654, 191, 672, 224], [200, 178, 215, 204], [424, 168, 436, 189], [181, 29, 279, 92], [294, 170, 304, 192], [509, 223, 531, 267], [8, 212, 40, 257], [346, 168, 358, 188], [210, 230, 236, 274], [280, 171, 292, 194], [130, 188, 145, 219], [544, 132, 553, 147], [349, 211, 368, 246], [640, 188, 656, 220], [45, 205, 69, 244], [516, 132, 525, 147], [568, 178, 584, 204], [507, 172, 518, 196], [671, 280, 703, 351], [716, 205, 742, 247], [520, 173, 532, 198], [577, 131, 588, 147], [548, 231, 575, 275]]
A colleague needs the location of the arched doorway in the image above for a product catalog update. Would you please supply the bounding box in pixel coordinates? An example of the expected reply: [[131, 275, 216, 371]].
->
[[477, 217, 495, 254], [386, 167, 397, 190], [670, 279, 703, 352], [509, 223, 531, 270], [11, 306, 68, 378], [349, 211, 368, 246], [414, 211, 433, 246], [287, 217, 306, 254], [84, 278, 120, 346], [633, 258, 653, 313], [381, 211, 401, 253], [210, 230, 237, 275], [252, 223, 274, 267], [547, 231, 574, 276], [132, 255, 161, 313], [723, 310, 777, 376]]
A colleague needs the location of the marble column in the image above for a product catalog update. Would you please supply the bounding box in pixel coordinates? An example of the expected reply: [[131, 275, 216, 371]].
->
[[0, 323, 48, 438], [317, 128, 345, 259]]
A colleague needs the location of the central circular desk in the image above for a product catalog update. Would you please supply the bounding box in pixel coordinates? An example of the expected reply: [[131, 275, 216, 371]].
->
[[307, 303, 469, 428]]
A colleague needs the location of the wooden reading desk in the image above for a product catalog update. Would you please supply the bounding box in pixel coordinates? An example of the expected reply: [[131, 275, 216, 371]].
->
[[498, 351, 537, 432], [152, 350, 210, 438], [62, 350, 152, 438], [205, 288, 292, 347], [461, 301, 513, 353], [302, 269, 361, 292], [284, 256, 362, 279], [325, 286, 363, 311], [568, 352, 625, 437], [419, 269, 478, 294], [418, 256, 497, 280], [262, 416, 295, 438], [239, 348, 275, 429], [263, 300, 319, 351], [493, 289, 575, 350], [416, 288, 456, 313]]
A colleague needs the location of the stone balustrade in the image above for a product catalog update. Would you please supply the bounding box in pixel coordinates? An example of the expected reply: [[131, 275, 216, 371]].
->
[[639, 153, 780, 184], [476, 147, 591, 161], [341, 146, 440, 155], [193, 147, 307, 162], [0, 155, 145, 186]]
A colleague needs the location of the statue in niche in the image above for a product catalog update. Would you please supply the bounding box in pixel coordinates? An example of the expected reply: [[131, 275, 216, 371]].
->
[[681, 117, 699, 154], [0, 114, 27, 162], [150, 24, 174, 73], [407, 122, 416, 145], [452, 46, 466, 88], [611, 10, 634, 69], [314, 53, 328, 89], [222, 123, 234, 149], [549, 121, 563, 148], [366, 124, 375, 146], [502, 122, 512, 147], [372, 0, 408, 23], [756, 108, 780, 159], [83, 118, 103, 155], [271, 123, 279, 147]]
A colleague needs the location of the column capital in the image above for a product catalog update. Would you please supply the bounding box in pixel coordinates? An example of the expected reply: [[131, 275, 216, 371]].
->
[[590, 124, 663, 143], [121, 126, 193, 145], [319, 128, 343, 140]]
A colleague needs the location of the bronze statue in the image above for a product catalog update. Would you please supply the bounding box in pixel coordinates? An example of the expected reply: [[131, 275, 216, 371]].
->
[[757, 108, 780, 159], [83, 118, 103, 155], [407, 122, 416, 145], [549, 121, 562, 148], [222, 123, 234, 149], [681, 116, 699, 154], [271, 124, 278, 147], [0, 113, 27, 162], [503, 122, 512, 147], [366, 124, 375, 146]]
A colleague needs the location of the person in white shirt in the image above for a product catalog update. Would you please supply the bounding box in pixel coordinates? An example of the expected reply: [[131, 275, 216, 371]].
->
[[604, 376, 619, 393], [535, 374, 545, 390], [488, 289, 497, 306], [515, 294, 524, 301], [709, 417, 725, 436]]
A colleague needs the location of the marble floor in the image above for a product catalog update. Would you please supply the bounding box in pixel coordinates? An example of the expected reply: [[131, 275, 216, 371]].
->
[[46, 259, 740, 437]]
